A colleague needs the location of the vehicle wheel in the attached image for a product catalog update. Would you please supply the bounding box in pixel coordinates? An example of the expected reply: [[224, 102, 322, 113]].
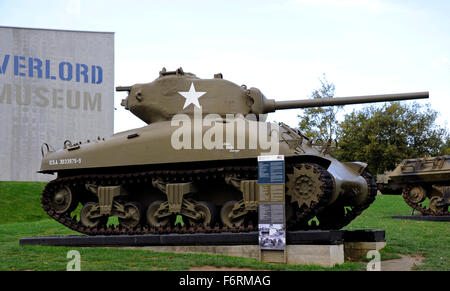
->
[[118, 202, 142, 228], [50, 186, 78, 214], [190, 201, 215, 226], [80, 202, 107, 228], [146, 200, 170, 227], [220, 200, 244, 228]]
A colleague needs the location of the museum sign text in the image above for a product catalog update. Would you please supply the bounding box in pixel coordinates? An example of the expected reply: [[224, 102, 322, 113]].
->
[[0, 54, 103, 111]]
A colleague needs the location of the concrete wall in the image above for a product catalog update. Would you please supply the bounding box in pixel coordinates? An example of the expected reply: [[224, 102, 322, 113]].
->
[[0, 26, 114, 181]]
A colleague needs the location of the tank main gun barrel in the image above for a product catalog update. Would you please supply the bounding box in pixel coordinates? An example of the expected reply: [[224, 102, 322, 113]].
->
[[262, 91, 429, 113], [116, 86, 132, 92]]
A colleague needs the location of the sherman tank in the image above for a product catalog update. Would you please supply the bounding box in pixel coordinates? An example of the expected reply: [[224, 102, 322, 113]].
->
[[38, 67, 429, 235], [388, 155, 450, 216]]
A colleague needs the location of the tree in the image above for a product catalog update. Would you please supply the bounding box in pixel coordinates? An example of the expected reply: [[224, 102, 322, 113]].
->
[[297, 74, 342, 142], [334, 102, 448, 175], [439, 137, 450, 155]]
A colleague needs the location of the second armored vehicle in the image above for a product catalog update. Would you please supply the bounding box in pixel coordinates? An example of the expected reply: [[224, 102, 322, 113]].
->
[[388, 155, 450, 216], [376, 171, 403, 195]]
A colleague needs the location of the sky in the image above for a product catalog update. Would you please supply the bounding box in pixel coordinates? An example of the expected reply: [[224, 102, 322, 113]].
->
[[1, 0, 449, 133]]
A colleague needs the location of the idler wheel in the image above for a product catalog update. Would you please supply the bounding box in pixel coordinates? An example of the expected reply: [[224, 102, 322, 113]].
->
[[118, 202, 142, 229], [405, 186, 427, 204], [80, 202, 107, 228], [190, 201, 215, 226], [220, 200, 244, 228], [50, 186, 77, 214], [146, 200, 170, 227], [429, 196, 446, 215]]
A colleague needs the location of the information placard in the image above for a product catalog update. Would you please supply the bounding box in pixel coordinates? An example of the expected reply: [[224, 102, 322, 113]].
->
[[257, 155, 286, 251], [258, 155, 285, 184]]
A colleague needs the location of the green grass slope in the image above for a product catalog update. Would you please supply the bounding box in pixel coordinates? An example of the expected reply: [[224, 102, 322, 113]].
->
[[0, 181, 48, 224], [0, 181, 448, 270]]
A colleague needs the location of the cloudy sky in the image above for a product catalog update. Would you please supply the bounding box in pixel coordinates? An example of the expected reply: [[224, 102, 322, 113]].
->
[[1, 0, 449, 133]]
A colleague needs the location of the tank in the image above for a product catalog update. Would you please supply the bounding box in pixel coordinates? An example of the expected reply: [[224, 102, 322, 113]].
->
[[388, 155, 450, 216], [38, 67, 430, 235], [376, 171, 403, 195]]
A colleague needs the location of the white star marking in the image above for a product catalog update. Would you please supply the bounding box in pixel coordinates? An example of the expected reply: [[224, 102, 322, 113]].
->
[[178, 82, 207, 109]]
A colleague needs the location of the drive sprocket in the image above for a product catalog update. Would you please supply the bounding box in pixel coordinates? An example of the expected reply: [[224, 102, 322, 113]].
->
[[287, 164, 326, 209], [286, 163, 335, 228]]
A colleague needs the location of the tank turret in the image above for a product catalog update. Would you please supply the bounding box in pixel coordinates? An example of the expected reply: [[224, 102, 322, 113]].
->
[[117, 67, 429, 124]]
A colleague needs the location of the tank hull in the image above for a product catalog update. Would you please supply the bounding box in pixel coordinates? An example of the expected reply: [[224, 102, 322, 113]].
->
[[39, 120, 376, 234]]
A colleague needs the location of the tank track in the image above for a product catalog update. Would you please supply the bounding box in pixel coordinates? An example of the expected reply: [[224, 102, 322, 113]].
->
[[402, 186, 449, 216], [331, 171, 378, 228], [303, 171, 378, 230], [42, 165, 259, 235], [41, 162, 374, 235], [333, 171, 378, 229]]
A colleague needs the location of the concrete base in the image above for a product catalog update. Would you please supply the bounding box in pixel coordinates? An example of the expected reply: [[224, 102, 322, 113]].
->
[[129, 245, 262, 261], [286, 244, 344, 267], [344, 241, 387, 261], [342, 230, 387, 261], [260, 250, 286, 264], [20, 229, 384, 267], [123, 244, 344, 267]]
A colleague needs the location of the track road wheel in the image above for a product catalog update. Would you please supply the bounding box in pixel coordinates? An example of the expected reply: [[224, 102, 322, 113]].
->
[[80, 202, 107, 228], [50, 186, 77, 214], [118, 202, 142, 229], [190, 201, 215, 227], [220, 200, 244, 228], [146, 200, 170, 227], [429, 196, 446, 215], [405, 186, 427, 204]]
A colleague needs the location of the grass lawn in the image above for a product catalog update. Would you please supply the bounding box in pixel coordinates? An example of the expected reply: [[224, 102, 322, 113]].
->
[[0, 181, 448, 271], [344, 194, 450, 270], [0, 181, 48, 224]]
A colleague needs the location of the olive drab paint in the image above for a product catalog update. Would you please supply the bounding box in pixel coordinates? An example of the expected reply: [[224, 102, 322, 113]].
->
[[38, 67, 430, 234], [40, 67, 428, 173]]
